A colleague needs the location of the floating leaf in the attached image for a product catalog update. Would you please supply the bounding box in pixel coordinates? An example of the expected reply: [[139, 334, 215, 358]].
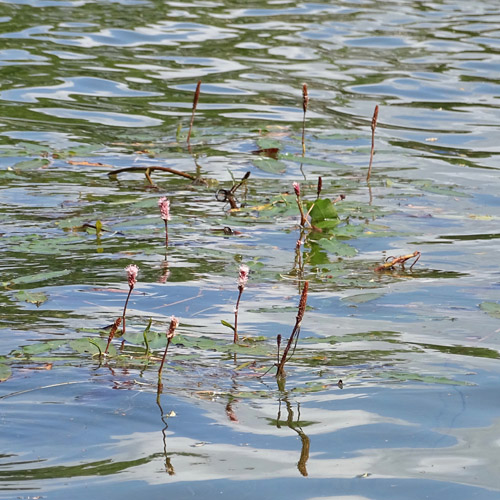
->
[[382, 371, 473, 386], [252, 157, 286, 174], [342, 292, 385, 304], [15, 290, 48, 306], [11, 158, 50, 170], [7, 269, 71, 286], [70, 338, 116, 356], [307, 199, 338, 224], [479, 302, 500, 319], [0, 364, 12, 382], [317, 238, 357, 257], [17, 340, 66, 355], [411, 180, 470, 198]]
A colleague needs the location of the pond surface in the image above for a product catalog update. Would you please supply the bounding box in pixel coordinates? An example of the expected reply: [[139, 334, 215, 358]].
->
[[1, 0, 500, 498]]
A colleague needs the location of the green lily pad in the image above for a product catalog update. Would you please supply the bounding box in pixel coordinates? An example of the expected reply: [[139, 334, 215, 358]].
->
[[15, 290, 48, 306], [11, 158, 50, 170], [0, 364, 12, 382], [7, 269, 71, 286], [317, 238, 357, 257], [342, 292, 385, 304], [253, 157, 287, 174], [479, 302, 500, 319], [307, 198, 338, 224], [381, 371, 474, 386]]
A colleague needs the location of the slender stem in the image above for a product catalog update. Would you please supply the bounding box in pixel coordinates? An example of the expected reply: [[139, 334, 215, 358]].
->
[[301, 83, 308, 156], [164, 219, 169, 249], [122, 286, 133, 336], [233, 286, 244, 343], [187, 80, 201, 144], [276, 281, 309, 378], [366, 104, 379, 181], [158, 337, 172, 384]]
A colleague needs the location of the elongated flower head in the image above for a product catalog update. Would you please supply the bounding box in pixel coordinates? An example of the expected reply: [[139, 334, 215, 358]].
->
[[293, 182, 300, 197], [302, 83, 309, 113], [158, 197, 171, 221], [238, 264, 249, 288], [167, 315, 179, 340], [125, 264, 139, 288]]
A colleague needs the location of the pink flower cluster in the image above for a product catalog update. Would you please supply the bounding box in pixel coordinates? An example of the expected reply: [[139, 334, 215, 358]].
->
[[167, 315, 179, 339], [158, 197, 171, 221], [238, 264, 249, 289], [293, 182, 300, 197], [125, 264, 139, 288]]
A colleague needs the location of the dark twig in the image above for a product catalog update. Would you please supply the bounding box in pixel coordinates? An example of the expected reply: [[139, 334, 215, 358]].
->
[[108, 165, 201, 182], [215, 171, 250, 210]]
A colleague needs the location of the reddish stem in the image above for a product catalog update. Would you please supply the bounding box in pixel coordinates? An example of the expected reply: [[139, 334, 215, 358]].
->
[[233, 286, 244, 343], [122, 286, 133, 336]]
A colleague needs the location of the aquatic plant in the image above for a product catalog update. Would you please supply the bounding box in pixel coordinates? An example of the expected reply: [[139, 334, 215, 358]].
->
[[104, 317, 122, 355], [158, 315, 179, 389], [276, 281, 309, 378], [187, 80, 201, 144], [366, 104, 379, 181], [122, 264, 139, 336], [216, 171, 251, 210], [158, 196, 171, 251], [375, 251, 421, 272], [293, 181, 308, 227], [222, 264, 250, 343], [301, 83, 309, 155]]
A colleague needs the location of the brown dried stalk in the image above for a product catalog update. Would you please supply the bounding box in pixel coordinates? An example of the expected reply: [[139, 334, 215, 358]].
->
[[301, 83, 309, 155], [104, 317, 122, 355], [276, 281, 309, 378], [108, 165, 201, 183], [187, 80, 201, 144], [366, 104, 379, 181], [375, 251, 421, 272]]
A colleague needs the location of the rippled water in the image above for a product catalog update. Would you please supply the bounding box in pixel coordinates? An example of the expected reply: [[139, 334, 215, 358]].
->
[[1, 0, 500, 499]]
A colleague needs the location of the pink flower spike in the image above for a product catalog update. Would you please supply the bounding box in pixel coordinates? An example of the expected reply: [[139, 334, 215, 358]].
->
[[167, 315, 179, 339], [238, 264, 250, 288], [158, 197, 171, 221], [125, 264, 139, 288], [293, 182, 300, 197]]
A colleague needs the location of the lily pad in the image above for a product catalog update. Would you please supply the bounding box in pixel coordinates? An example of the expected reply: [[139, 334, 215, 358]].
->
[[342, 292, 385, 304], [252, 157, 287, 174], [479, 302, 500, 319], [0, 364, 12, 382], [317, 238, 357, 257], [15, 290, 48, 306], [7, 269, 71, 286], [307, 199, 338, 224]]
